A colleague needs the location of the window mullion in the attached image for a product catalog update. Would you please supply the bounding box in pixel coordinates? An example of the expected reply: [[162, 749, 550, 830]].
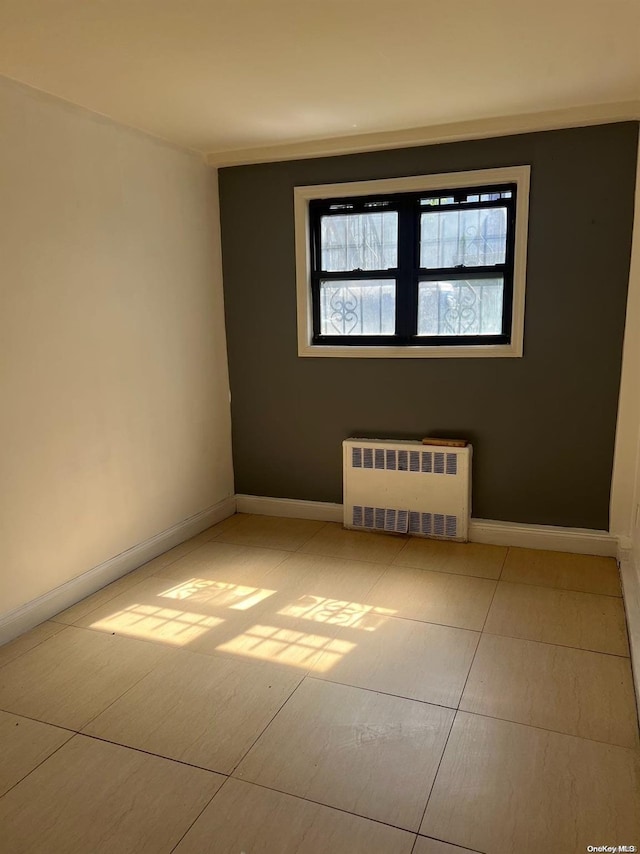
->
[[396, 197, 417, 340]]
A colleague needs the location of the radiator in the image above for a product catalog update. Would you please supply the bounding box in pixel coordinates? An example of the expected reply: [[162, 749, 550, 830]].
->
[[343, 438, 472, 542]]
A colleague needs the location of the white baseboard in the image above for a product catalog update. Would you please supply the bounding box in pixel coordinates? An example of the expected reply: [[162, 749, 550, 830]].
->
[[618, 548, 640, 724], [468, 519, 617, 556], [236, 494, 343, 522], [0, 496, 237, 647], [235, 494, 618, 556]]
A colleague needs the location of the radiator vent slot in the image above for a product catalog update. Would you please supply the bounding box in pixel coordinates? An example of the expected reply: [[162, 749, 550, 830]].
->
[[350, 446, 459, 476], [352, 505, 409, 534], [408, 511, 458, 538]]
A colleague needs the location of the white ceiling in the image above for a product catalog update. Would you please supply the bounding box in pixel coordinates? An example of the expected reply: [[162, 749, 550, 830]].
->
[[1, 0, 639, 159]]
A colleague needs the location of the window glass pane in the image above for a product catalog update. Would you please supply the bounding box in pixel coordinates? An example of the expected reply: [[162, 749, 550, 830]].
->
[[420, 207, 507, 268], [321, 212, 398, 271], [419, 189, 512, 206], [320, 279, 395, 335], [418, 278, 503, 336]]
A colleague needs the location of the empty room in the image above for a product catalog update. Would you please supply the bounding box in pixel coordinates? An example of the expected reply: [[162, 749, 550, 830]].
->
[[1, 2, 639, 852]]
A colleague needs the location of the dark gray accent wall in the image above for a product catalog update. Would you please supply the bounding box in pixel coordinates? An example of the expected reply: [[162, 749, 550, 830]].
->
[[219, 123, 638, 529]]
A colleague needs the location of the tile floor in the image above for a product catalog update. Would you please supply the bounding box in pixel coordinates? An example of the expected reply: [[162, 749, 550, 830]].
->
[[0, 513, 638, 853]]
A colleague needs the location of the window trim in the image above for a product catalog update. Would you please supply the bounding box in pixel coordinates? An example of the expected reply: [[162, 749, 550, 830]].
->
[[294, 166, 530, 358]]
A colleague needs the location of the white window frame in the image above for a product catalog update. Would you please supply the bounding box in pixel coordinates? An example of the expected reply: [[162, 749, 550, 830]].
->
[[294, 165, 530, 358]]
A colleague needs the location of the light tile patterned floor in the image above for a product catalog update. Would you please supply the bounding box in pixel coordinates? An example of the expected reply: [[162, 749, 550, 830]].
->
[[0, 513, 638, 853]]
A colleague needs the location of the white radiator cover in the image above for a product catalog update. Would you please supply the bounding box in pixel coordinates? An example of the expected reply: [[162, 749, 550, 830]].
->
[[343, 438, 472, 542]]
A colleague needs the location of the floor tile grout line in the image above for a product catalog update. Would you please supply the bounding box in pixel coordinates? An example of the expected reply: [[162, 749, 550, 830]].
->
[[169, 775, 234, 853], [297, 548, 405, 567], [222, 775, 425, 836], [480, 628, 630, 659], [41, 621, 186, 656], [33, 732, 253, 854], [293, 520, 331, 552], [480, 572, 503, 634], [208, 537, 302, 555], [0, 731, 74, 802], [414, 833, 488, 854], [289, 548, 403, 571], [373, 559, 503, 581], [454, 566, 503, 711], [305, 674, 462, 714], [216, 517, 329, 555], [74, 628, 315, 744], [0, 625, 67, 672], [228, 673, 309, 777], [0, 705, 78, 732], [73, 730, 233, 775], [49, 573, 176, 629], [324, 610, 483, 634], [496, 574, 623, 600], [392, 536, 413, 566], [258, 544, 393, 587], [443, 707, 640, 752], [453, 633, 483, 713], [78, 644, 178, 733], [497, 545, 510, 581], [414, 564, 504, 837], [480, 628, 632, 659], [413, 707, 459, 838]]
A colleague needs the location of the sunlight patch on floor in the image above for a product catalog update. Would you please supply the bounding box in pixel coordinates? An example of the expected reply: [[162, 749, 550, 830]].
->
[[88, 603, 224, 645], [86, 579, 392, 666], [278, 595, 396, 630], [215, 624, 357, 671], [158, 578, 276, 611]]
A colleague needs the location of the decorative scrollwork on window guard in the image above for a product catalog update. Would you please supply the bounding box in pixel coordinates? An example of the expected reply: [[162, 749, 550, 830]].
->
[[442, 282, 479, 335], [329, 284, 360, 334]]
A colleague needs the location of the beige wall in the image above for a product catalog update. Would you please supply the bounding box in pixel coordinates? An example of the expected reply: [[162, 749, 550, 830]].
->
[[612, 140, 640, 563], [633, 160, 640, 566], [0, 77, 234, 615]]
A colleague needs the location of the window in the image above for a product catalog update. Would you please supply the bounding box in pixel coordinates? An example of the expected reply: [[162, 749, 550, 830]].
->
[[295, 166, 530, 358]]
